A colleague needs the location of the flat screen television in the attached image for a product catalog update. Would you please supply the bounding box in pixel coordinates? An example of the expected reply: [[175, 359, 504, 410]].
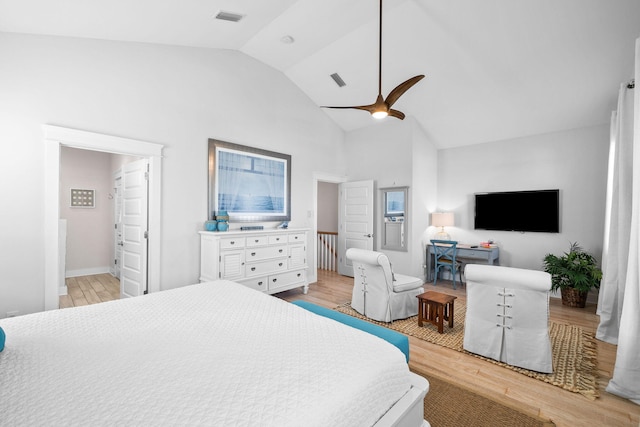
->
[[474, 189, 560, 233]]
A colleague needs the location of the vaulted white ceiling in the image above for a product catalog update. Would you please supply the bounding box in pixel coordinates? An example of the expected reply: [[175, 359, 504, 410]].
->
[[1, 0, 638, 148]]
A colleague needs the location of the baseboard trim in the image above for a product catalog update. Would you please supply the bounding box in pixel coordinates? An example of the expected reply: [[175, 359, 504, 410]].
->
[[65, 267, 111, 278]]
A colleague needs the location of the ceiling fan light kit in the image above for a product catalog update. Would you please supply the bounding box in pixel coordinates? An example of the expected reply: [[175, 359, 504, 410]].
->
[[321, 0, 424, 121], [372, 94, 390, 119]]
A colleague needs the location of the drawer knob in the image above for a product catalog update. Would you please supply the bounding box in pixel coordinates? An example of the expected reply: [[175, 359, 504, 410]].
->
[[255, 239, 259, 243], [251, 267, 256, 271], [251, 252, 256, 256], [272, 278, 277, 283], [230, 241, 235, 245], [279, 249, 283, 253], [278, 263, 283, 267], [258, 281, 263, 286]]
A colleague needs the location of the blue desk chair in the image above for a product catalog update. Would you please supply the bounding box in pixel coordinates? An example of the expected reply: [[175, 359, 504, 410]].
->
[[431, 239, 464, 289]]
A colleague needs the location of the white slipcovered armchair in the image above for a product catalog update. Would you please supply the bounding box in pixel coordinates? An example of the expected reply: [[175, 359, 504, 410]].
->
[[463, 264, 553, 373], [346, 248, 424, 322]]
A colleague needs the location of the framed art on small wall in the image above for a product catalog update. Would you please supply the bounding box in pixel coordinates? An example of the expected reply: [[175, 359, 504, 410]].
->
[[70, 188, 95, 208]]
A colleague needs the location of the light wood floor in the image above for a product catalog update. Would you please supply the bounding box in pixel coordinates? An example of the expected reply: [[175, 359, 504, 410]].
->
[[60, 270, 640, 426], [59, 273, 120, 308], [278, 271, 640, 427]]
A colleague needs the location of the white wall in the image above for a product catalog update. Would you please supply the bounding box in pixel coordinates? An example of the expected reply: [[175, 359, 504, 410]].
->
[[111, 153, 143, 172], [437, 125, 610, 271], [345, 120, 411, 271], [344, 118, 439, 278], [0, 32, 346, 317], [411, 120, 439, 278], [59, 147, 113, 276]]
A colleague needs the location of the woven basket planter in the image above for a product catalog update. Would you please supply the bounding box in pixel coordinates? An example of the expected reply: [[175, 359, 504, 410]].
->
[[561, 288, 588, 308]]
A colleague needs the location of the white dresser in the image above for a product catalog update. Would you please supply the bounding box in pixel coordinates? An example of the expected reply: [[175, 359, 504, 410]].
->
[[199, 228, 309, 294]]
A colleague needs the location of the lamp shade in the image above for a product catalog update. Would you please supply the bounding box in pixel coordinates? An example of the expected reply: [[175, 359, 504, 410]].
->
[[432, 212, 454, 228]]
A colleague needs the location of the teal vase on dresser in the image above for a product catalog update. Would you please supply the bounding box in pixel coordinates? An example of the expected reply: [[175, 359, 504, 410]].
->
[[215, 210, 229, 231]]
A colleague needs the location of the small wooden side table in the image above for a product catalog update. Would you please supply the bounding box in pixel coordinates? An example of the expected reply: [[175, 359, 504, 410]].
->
[[416, 291, 457, 333]]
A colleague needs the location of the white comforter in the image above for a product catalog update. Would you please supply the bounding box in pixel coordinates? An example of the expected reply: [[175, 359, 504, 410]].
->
[[0, 280, 411, 426]]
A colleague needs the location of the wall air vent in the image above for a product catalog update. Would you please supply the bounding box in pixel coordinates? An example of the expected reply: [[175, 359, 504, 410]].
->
[[330, 73, 346, 88], [215, 10, 245, 22]]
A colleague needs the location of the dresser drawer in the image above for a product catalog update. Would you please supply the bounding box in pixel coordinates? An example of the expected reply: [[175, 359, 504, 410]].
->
[[245, 245, 287, 262], [246, 235, 269, 247], [288, 233, 306, 243], [458, 249, 490, 261], [245, 258, 287, 277], [241, 276, 268, 292], [220, 237, 245, 249], [268, 270, 306, 292], [268, 235, 287, 245]]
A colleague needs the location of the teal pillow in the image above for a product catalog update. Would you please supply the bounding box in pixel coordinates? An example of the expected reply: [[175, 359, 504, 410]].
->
[[0, 326, 4, 352]]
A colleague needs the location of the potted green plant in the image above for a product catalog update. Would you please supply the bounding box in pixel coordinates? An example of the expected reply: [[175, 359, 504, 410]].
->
[[542, 242, 602, 308]]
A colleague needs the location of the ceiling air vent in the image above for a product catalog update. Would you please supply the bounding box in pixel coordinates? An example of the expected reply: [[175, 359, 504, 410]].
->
[[330, 73, 346, 88], [215, 10, 245, 22]]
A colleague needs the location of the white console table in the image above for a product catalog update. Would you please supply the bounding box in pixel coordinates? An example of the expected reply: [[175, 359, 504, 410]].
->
[[199, 228, 309, 294], [426, 243, 499, 282]]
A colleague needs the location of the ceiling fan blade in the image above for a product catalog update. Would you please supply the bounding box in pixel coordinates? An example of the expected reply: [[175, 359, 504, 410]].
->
[[384, 75, 425, 108], [388, 109, 406, 120], [321, 104, 377, 113]]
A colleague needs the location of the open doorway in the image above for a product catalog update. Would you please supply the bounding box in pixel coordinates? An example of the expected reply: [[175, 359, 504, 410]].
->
[[312, 173, 347, 286], [58, 147, 144, 307], [313, 176, 375, 279], [317, 181, 339, 272], [44, 125, 163, 311]]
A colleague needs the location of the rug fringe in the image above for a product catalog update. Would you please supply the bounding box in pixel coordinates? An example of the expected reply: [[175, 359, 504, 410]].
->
[[575, 330, 599, 399]]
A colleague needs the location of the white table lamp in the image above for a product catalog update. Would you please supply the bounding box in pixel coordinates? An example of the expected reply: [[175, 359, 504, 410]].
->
[[432, 212, 454, 240]]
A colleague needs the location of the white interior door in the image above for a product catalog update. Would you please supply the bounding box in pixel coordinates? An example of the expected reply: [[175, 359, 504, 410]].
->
[[112, 169, 122, 279], [121, 159, 149, 298], [338, 180, 374, 277]]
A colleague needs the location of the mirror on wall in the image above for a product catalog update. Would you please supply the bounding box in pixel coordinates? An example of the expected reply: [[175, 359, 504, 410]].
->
[[381, 187, 408, 251]]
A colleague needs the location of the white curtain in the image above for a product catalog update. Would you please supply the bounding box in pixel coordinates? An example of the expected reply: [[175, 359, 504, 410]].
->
[[598, 37, 640, 404], [597, 84, 634, 342]]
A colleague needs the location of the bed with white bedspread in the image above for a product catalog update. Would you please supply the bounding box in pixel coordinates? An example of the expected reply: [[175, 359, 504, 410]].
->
[[0, 280, 429, 426]]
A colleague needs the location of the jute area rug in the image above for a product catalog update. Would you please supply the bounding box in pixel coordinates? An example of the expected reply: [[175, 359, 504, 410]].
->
[[412, 368, 556, 427], [414, 371, 555, 427], [335, 301, 599, 399]]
